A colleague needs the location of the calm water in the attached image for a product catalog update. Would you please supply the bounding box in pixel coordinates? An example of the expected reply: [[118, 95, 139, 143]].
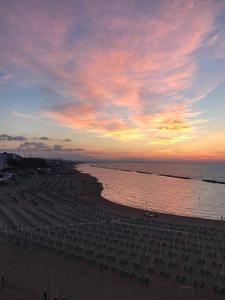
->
[[77, 162, 225, 220]]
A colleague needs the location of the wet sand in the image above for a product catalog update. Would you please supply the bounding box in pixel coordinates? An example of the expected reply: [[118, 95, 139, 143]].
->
[[0, 165, 224, 300]]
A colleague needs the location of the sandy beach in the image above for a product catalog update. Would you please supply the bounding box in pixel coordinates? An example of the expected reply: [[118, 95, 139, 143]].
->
[[0, 164, 225, 300]]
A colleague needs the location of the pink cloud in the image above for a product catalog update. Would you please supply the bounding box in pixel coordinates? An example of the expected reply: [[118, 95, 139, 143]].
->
[[1, 0, 224, 145], [46, 104, 131, 135]]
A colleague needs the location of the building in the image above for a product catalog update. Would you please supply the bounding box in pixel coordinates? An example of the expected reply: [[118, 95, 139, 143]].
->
[[0, 152, 21, 170], [0, 152, 8, 170]]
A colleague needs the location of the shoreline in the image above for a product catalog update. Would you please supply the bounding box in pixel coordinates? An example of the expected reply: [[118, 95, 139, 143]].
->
[[78, 169, 225, 227], [78, 165, 225, 223]]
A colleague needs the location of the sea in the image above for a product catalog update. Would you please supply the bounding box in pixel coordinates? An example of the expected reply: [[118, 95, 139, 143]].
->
[[77, 161, 225, 220]]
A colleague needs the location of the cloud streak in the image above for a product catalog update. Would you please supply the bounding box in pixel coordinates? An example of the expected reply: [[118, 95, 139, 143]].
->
[[0, 134, 27, 141], [18, 142, 84, 153], [39, 137, 51, 141], [1, 0, 225, 158]]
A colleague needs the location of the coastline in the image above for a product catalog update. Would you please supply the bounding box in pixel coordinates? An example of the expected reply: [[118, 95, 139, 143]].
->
[[76, 167, 225, 228], [78, 164, 225, 222]]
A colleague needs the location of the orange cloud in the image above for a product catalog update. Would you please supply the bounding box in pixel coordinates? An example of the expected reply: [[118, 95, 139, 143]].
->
[[46, 104, 132, 135], [1, 0, 224, 158]]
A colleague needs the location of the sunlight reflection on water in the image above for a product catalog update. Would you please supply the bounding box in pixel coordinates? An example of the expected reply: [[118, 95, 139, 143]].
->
[[78, 164, 225, 220]]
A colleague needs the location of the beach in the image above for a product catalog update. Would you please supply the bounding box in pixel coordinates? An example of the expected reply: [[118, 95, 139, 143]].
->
[[0, 164, 225, 300]]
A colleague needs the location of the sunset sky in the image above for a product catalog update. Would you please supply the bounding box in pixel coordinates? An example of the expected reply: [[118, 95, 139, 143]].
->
[[1, 0, 225, 161]]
